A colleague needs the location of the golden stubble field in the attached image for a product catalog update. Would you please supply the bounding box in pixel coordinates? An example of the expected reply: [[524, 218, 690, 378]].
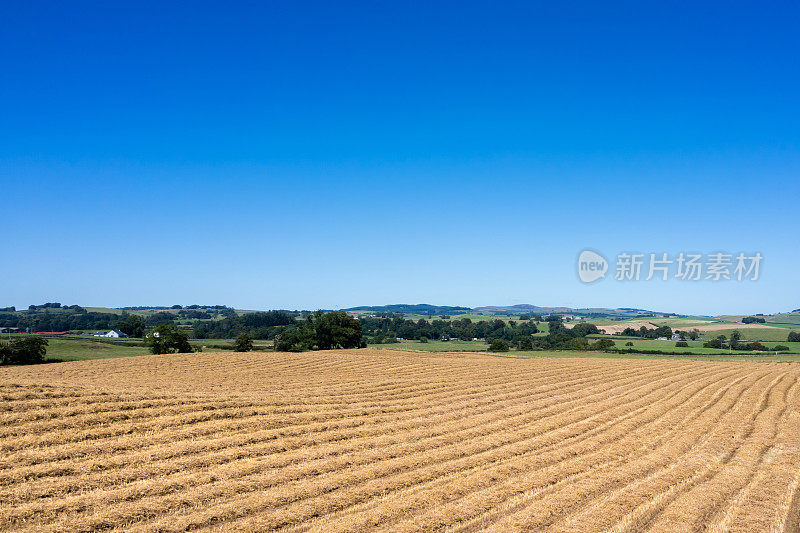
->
[[1, 349, 799, 532]]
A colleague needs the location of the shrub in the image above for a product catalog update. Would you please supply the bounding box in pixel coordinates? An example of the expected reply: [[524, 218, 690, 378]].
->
[[773, 345, 789, 351], [788, 332, 800, 342], [590, 338, 616, 351], [742, 341, 768, 351], [419, 336, 429, 343], [675, 341, 689, 347], [488, 339, 510, 352], [625, 341, 634, 346], [234, 332, 253, 352]]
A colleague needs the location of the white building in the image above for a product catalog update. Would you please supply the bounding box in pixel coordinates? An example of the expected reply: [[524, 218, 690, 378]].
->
[[94, 329, 129, 338]]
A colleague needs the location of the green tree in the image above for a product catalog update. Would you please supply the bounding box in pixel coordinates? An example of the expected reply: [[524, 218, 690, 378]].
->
[[788, 332, 800, 342], [730, 330, 741, 349], [274, 324, 315, 352], [234, 332, 254, 352], [703, 338, 724, 349], [489, 339, 510, 352], [0, 336, 48, 365], [145, 324, 193, 354], [117, 314, 145, 338], [517, 337, 534, 350], [312, 311, 363, 350], [570, 323, 601, 337]]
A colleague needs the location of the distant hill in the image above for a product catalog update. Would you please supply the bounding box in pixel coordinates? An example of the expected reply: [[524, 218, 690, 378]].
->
[[343, 304, 472, 315], [472, 304, 573, 314], [471, 304, 672, 317], [342, 303, 673, 317]]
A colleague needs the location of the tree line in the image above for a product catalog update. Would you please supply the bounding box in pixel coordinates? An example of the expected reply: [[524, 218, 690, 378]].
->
[[192, 311, 296, 339], [360, 316, 540, 344], [143, 311, 364, 354], [0, 310, 119, 332]]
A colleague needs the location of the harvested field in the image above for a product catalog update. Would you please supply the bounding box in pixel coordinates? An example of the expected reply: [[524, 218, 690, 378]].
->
[[588, 321, 660, 334], [1, 349, 799, 532]]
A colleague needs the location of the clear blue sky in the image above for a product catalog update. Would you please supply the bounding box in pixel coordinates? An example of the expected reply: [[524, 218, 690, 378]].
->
[[1, 1, 798, 315]]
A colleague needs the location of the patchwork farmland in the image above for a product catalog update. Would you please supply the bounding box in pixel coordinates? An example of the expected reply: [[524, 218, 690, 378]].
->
[[1, 350, 799, 532]]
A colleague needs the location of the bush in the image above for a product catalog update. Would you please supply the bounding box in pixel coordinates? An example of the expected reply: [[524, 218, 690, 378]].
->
[[625, 341, 634, 346], [788, 332, 800, 342], [590, 338, 616, 351], [703, 339, 724, 349], [742, 341, 768, 351], [0, 336, 48, 365], [488, 339, 510, 352], [675, 341, 689, 347], [773, 345, 790, 351], [419, 336, 429, 343], [234, 332, 253, 352]]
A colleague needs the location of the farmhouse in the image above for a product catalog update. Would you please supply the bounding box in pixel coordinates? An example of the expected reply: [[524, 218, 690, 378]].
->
[[94, 330, 129, 338]]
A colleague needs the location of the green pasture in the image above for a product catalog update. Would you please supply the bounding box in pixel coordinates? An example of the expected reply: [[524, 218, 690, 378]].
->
[[40, 337, 150, 361], [371, 342, 800, 363], [371, 336, 800, 358]]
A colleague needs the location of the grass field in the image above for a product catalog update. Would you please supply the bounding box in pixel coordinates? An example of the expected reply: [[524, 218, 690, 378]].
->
[[605, 338, 800, 354], [695, 327, 799, 342], [374, 339, 800, 360], [38, 337, 151, 361], [767, 313, 800, 328], [1, 349, 799, 531], [0, 335, 275, 362]]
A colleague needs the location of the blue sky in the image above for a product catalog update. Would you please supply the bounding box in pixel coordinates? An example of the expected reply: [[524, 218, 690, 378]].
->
[[1, 1, 798, 315]]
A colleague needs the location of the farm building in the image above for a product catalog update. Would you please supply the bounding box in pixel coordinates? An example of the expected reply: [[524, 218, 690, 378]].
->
[[94, 330, 129, 338]]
